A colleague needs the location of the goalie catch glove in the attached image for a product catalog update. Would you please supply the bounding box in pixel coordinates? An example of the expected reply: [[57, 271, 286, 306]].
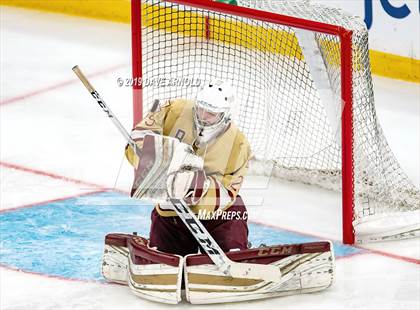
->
[[164, 143, 210, 209]]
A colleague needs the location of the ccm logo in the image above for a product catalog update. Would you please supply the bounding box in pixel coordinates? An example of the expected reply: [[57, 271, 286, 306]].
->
[[258, 246, 294, 256], [364, 0, 414, 29], [92, 91, 113, 118]]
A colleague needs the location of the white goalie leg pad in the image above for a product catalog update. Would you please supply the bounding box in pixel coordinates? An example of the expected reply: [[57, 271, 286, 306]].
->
[[102, 233, 132, 284], [184, 241, 335, 304], [127, 236, 184, 304]]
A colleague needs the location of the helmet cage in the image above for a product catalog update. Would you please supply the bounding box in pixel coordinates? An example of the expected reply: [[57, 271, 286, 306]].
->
[[195, 101, 226, 126]]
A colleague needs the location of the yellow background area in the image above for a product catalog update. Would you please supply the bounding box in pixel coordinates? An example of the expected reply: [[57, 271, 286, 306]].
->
[[1, 0, 419, 83]]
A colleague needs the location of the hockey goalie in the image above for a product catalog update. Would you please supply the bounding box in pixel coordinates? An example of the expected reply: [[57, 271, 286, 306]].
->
[[102, 80, 335, 304]]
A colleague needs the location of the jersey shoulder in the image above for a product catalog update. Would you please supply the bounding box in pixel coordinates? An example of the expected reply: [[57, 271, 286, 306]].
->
[[160, 99, 194, 135], [164, 98, 194, 113]]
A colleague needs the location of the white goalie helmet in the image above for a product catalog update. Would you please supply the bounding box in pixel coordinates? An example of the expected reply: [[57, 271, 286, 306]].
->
[[193, 80, 235, 147]]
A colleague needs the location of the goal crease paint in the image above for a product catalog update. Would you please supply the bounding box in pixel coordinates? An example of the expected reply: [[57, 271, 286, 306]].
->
[[0, 191, 362, 282]]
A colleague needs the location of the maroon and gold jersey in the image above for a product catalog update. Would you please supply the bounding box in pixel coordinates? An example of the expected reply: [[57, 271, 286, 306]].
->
[[125, 99, 251, 217]]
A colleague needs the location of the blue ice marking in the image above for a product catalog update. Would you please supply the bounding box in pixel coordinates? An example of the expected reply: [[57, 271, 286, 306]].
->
[[0, 191, 363, 281]]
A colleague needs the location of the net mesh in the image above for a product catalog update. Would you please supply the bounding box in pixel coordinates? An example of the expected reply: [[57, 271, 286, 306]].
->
[[138, 0, 419, 242]]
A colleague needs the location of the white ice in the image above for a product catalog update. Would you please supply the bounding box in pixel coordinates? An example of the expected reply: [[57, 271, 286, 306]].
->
[[1, 6, 419, 310]]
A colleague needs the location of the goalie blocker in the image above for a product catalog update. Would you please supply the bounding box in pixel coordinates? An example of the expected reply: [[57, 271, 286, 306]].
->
[[102, 233, 335, 304]]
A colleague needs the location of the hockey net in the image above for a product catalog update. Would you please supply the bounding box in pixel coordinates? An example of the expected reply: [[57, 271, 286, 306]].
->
[[131, 0, 420, 244]]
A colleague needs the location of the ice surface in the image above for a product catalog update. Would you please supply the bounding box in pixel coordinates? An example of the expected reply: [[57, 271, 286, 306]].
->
[[0, 6, 419, 310]]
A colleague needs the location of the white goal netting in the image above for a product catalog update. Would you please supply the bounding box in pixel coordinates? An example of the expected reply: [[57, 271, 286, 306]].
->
[[136, 0, 419, 243]]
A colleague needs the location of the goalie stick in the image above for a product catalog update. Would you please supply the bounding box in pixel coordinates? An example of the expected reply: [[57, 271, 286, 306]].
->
[[72, 66, 141, 157], [72, 65, 282, 282]]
